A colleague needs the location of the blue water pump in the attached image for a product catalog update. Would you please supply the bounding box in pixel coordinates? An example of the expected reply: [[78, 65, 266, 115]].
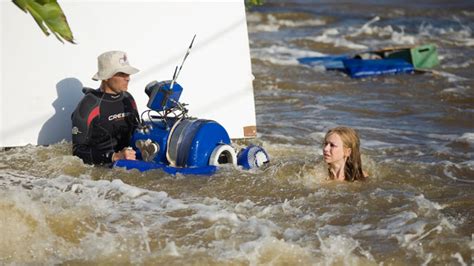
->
[[113, 80, 269, 175], [113, 35, 269, 175]]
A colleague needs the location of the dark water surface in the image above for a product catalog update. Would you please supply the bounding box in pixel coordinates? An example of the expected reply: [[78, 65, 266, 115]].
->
[[1, 1, 473, 264]]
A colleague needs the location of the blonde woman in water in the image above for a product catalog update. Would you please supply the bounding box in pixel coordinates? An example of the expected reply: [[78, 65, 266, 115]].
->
[[322, 126, 368, 181]]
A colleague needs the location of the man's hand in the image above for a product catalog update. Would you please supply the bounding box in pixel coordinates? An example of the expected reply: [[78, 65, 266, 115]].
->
[[112, 147, 136, 162]]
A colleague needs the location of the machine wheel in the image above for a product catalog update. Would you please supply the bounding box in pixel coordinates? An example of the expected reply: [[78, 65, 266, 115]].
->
[[209, 144, 237, 167]]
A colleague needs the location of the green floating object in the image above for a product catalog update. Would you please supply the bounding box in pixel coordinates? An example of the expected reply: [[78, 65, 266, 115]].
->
[[386, 44, 439, 70]]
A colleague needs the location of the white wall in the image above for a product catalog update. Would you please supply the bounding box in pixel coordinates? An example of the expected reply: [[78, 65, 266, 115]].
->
[[0, 0, 256, 147]]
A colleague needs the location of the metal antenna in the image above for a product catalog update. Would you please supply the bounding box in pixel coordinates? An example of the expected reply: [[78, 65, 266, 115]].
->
[[169, 66, 178, 91], [170, 34, 196, 90]]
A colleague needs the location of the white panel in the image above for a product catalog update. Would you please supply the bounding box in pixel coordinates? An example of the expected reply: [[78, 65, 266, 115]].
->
[[0, 0, 255, 146]]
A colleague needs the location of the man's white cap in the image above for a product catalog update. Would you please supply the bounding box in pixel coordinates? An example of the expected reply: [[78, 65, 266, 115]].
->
[[92, 51, 139, 81]]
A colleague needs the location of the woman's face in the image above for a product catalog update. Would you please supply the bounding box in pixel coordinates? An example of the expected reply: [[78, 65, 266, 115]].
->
[[323, 133, 349, 165]]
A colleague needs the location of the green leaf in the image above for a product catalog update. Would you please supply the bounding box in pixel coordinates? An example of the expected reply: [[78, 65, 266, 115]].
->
[[12, 0, 75, 44], [245, 0, 264, 8]]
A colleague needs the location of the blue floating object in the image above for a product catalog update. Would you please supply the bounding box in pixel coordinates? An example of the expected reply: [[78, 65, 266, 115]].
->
[[113, 159, 217, 176], [342, 58, 415, 78], [298, 55, 350, 70], [237, 145, 270, 170]]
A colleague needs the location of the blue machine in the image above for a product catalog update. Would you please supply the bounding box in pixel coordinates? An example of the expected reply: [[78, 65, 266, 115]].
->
[[113, 80, 269, 175], [114, 35, 269, 175]]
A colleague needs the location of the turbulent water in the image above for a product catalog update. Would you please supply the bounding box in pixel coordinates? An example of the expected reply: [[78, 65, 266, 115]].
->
[[1, 1, 474, 264]]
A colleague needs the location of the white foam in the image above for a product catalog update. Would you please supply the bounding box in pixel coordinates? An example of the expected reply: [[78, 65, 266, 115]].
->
[[402, 224, 443, 251], [451, 253, 468, 266], [247, 13, 326, 33], [110, 179, 147, 199], [414, 195, 444, 212], [381, 211, 418, 230], [308, 28, 368, 50], [308, 131, 326, 142], [0, 188, 66, 263], [238, 236, 314, 265], [419, 23, 474, 47], [317, 233, 375, 264], [363, 140, 393, 148], [263, 133, 298, 143], [161, 241, 181, 257], [433, 70, 469, 82], [442, 60, 473, 69], [442, 160, 474, 183], [245, 12, 262, 24], [250, 24, 280, 33], [426, 133, 459, 141], [344, 18, 474, 49], [278, 18, 326, 28], [457, 132, 474, 144], [234, 199, 256, 213], [191, 201, 240, 224], [470, 234, 474, 252], [302, 16, 419, 50], [389, 28, 416, 45], [422, 253, 434, 266], [353, 23, 416, 45], [348, 16, 381, 37], [251, 45, 326, 65], [283, 228, 306, 241]]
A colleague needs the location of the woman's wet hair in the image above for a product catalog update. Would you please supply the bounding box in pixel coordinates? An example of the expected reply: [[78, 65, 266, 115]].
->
[[324, 126, 366, 181]]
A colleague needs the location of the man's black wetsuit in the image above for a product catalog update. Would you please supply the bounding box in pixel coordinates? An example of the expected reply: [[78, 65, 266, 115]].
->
[[71, 88, 139, 165]]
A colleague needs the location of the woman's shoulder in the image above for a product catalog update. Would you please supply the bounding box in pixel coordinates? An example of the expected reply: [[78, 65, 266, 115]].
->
[[362, 170, 369, 180]]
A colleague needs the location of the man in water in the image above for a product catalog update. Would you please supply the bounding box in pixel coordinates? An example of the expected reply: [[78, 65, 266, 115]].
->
[[71, 51, 140, 165]]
